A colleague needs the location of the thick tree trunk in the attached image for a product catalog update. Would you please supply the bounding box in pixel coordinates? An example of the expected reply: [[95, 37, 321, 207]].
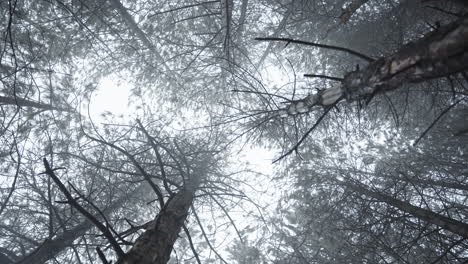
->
[[342, 15, 468, 100], [116, 188, 195, 264], [344, 181, 468, 239], [284, 15, 468, 112]]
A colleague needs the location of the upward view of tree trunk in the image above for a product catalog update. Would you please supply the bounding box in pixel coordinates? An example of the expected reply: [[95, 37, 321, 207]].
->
[[117, 187, 196, 264], [342, 179, 468, 239], [1, 1, 467, 263]]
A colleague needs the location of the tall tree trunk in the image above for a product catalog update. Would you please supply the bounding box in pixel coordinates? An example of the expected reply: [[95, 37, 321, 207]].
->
[[116, 188, 195, 264], [343, 180, 468, 239], [342, 15, 468, 100], [286, 15, 468, 109]]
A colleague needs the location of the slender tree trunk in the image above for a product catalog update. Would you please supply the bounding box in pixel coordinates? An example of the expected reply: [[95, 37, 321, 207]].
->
[[17, 221, 92, 264], [17, 186, 138, 264], [108, 0, 172, 73], [344, 180, 468, 239], [116, 188, 195, 264], [0, 96, 72, 112]]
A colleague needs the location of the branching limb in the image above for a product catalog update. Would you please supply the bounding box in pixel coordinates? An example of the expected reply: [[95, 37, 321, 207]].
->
[[42, 158, 125, 258], [83, 132, 165, 208], [273, 104, 335, 163], [0, 138, 20, 217], [136, 119, 173, 195], [338, 0, 370, 25], [206, 191, 244, 243], [96, 247, 110, 264]]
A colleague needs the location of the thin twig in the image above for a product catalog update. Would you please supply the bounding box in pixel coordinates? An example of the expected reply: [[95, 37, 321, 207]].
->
[[192, 207, 229, 264], [273, 105, 335, 163], [413, 99, 463, 146]]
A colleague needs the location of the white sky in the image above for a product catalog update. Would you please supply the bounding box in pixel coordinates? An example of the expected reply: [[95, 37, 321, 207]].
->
[[88, 75, 132, 118]]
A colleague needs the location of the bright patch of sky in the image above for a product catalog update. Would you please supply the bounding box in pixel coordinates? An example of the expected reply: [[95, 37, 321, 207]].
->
[[88, 75, 132, 118]]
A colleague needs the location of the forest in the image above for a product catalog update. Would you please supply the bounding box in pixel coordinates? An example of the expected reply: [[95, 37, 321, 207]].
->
[[0, 0, 467, 263]]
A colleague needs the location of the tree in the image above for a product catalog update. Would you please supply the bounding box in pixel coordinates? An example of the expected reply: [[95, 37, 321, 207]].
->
[[1, 0, 467, 263]]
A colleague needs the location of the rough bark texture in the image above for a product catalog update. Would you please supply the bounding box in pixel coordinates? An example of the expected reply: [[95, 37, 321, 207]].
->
[[281, 15, 468, 116], [116, 189, 195, 264], [346, 181, 468, 239], [342, 15, 468, 100], [17, 221, 92, 264]]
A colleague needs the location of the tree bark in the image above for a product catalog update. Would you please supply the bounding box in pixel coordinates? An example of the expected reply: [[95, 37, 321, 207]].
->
[[342, 15, 468, 100], [286, 15, 468, 111], [116, 188, 195, 264]]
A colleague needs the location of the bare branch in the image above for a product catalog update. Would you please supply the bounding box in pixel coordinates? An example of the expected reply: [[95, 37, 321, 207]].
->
[[42, 158, 125, 258], [273, 104, 335, 163], [304, 74, 344, 82], [413, 98, 463, 146], [182, 224, 202, 264], [255, 37, 374, 62]]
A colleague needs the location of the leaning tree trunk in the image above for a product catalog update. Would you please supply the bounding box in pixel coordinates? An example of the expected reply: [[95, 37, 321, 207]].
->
[[341, 14, 468, 101], [343, 180, 468, 239], [17, 221, 93, 264], [17, 183, 142, 264], [116, 187, 196, 264], [282, 15, 468, 111]]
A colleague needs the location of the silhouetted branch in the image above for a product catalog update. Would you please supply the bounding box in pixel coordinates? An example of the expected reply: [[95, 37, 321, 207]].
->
[[206, 191, 244, 243], [136, 119, 173, 195], [192, 207, 229, 264], [255, 37, 374, 62], [0, 139, 20, 217], [42, 158, 125, 258], [304, 74, 344, 82], [231, 89, 291, 101], [413, 99, 463, 146], [273, 104, 336, 163], [182, 224, 202, 264], [96, 247, 110, 264], [83, 132, 165, 209]]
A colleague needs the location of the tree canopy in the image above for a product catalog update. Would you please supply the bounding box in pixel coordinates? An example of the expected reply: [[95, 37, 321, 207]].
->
[[1, 0, 467, 263]]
